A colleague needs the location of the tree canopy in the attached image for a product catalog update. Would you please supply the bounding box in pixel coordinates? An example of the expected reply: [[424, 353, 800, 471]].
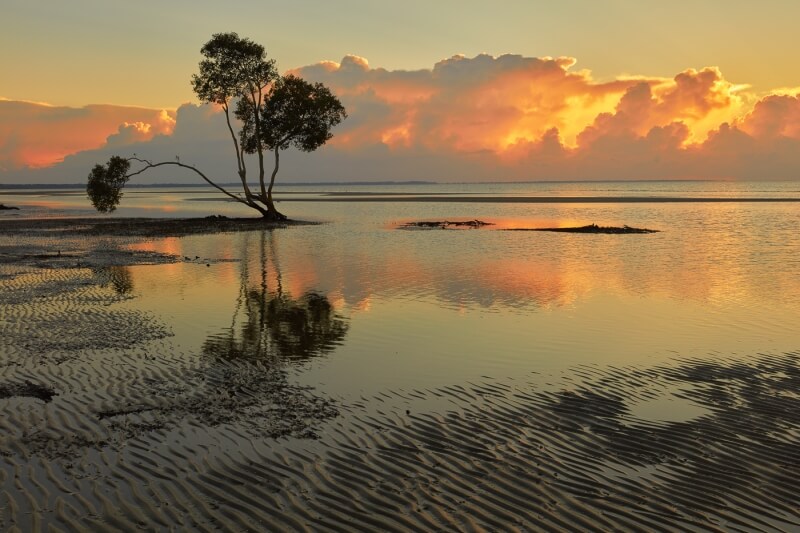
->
[[240, 75, 347, 153], [86, 32, 345, 220], [87, 156, 130, 212], [191, 32, 276, 106], [238, 75, 347, 204]]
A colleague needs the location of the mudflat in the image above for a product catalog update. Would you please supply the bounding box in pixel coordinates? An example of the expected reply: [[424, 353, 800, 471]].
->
[[0, 215, 309, 238], [1, 216, 799, 531]]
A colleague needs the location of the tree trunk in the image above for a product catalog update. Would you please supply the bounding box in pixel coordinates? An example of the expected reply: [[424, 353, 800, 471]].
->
[[264, 147, 287, 220], [222, 104, 256, 203]]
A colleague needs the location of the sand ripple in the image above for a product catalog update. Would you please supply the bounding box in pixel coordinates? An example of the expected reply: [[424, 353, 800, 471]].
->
[[2, 350, 799, 531]]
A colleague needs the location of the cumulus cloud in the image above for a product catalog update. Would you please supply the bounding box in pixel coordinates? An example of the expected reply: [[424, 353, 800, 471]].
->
[[737, 94, 800, 139], [2, 55, 800, 184], [281, 53, 798, 181], [0, 99, 175, 171], [0, 103, 235, 184], [290, 53, 639, 153]]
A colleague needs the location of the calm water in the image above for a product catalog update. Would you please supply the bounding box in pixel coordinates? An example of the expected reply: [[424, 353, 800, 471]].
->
[[4, 181, 800, 418]]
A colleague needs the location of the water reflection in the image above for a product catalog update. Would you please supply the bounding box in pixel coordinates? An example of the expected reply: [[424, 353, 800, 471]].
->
[[203, 230, 349, 364], [83, 231, 348, 444], [103, 201, 800, 398]]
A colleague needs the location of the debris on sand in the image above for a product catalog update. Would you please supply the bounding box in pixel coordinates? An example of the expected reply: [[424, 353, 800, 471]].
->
[[0, 204, 20, 210], [400, 219, 494, 229], [397, 220, 657, 233], [0, 381, 56, 402], [509, 224, 659, 234]]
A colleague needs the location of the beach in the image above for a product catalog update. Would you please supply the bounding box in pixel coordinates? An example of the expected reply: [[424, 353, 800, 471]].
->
[[1, 183, 799, 530]]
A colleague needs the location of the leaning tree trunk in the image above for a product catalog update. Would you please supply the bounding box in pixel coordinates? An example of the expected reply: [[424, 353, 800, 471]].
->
[[264, 147, 287, 221]]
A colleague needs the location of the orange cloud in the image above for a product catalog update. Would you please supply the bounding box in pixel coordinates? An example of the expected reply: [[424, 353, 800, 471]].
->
[[293, 53, 640, 155], [736, 94, 800, 139], [5, 55, 800, 184], [577, 68, 750, 149], [0, 99, 175, 170], [291, 54, 768, 169]]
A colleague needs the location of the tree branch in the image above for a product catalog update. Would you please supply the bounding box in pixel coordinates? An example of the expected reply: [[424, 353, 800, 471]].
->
[[126, 157, 246, 204]]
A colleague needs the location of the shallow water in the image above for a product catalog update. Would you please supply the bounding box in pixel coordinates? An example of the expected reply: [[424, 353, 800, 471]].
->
[[4, 182, 800, 418], [2, 181, 800, 530]]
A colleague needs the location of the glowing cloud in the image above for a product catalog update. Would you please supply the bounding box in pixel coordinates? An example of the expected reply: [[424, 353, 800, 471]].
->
[[291, 53, 639, 154], [3, 55, 800, 183], [736, 94, 800, 139], [288, 54, 771, 176], [0, 99, 175, 171]]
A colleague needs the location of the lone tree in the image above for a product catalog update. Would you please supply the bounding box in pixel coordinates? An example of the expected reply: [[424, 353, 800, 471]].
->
[[86, 32, 346, 220]]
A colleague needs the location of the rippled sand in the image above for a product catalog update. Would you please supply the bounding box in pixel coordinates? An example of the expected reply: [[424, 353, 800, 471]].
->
[[1, 219, 799, 531]]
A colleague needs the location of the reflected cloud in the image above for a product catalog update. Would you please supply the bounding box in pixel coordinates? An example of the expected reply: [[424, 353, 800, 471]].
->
[[111, 201, 800, 324]]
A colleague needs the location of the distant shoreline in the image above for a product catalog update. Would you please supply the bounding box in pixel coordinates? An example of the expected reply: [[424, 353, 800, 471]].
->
[[0, 178, 770, 190], [0, 181, 437, 190], [224, 195, 800, 203]]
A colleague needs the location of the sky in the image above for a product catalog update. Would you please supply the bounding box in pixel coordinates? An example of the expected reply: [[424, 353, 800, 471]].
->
[[2, 0, 800, 183]]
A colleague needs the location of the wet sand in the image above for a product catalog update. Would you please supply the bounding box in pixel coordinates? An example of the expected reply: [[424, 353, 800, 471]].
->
[[0, 216, 309, 238], [1, 218, 799, 531]]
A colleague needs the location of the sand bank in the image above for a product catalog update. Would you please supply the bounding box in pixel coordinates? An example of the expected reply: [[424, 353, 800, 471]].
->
[[0, 216, 311, 238]]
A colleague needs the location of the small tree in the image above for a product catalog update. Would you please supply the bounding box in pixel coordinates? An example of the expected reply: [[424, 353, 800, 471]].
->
[[86, 156, 130, 213], [86, 33, 345, 220]]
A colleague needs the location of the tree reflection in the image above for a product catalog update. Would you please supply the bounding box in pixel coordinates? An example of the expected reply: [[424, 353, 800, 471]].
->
[[92, 266, 134, 295], [95, 230, 344, 443], [202, 230, 348, 364]]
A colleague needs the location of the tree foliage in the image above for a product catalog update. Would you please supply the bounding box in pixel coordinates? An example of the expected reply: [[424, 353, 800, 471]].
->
[[191, 32, 276, 106], [239, 75, 347, 153], [86, 156, 131, 212], [86, 32, 346, 219]]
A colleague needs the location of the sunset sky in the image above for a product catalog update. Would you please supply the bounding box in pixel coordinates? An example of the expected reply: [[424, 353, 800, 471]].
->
[[2, 0, 800, 183]]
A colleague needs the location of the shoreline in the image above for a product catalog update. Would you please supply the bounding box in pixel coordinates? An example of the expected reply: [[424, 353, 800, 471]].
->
[[0, 215, 315, 237]]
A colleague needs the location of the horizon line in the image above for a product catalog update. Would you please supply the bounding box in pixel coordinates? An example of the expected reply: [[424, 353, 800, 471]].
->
[[0, 178, 768, 190]]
